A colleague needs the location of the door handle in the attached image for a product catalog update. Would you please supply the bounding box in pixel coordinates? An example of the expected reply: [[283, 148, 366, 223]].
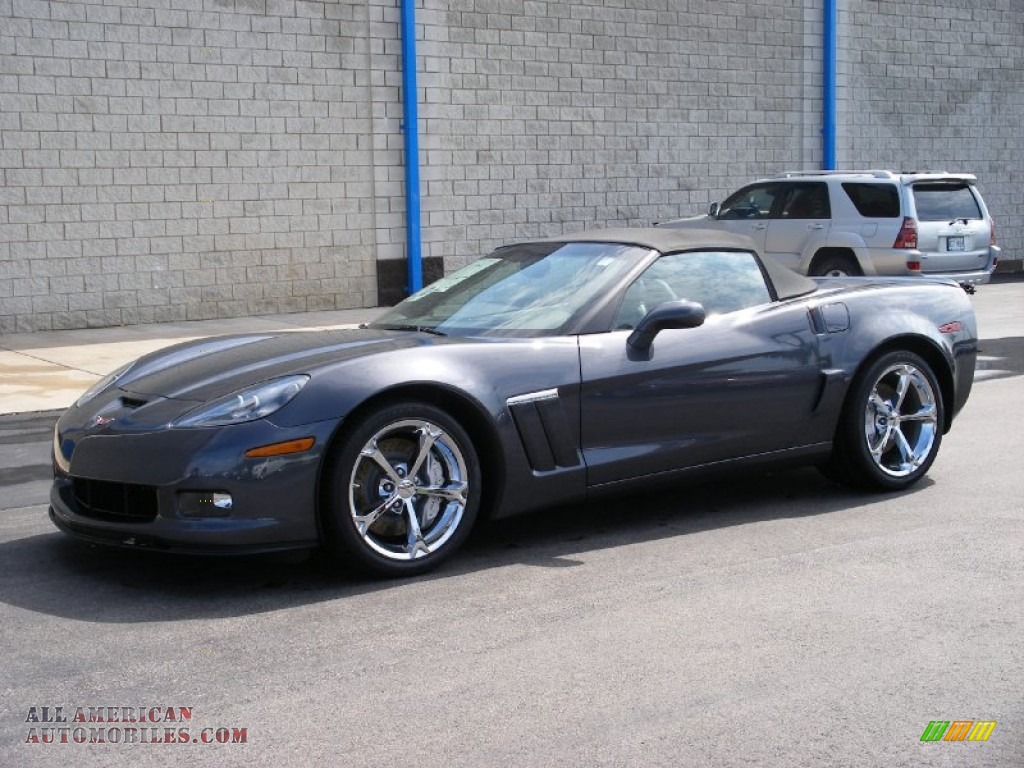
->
[[807, 223, 825, 230], [753, 223, 767, 230]]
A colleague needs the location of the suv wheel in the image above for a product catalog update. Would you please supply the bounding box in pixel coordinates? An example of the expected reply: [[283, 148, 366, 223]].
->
[[811, 252, 861, 277]]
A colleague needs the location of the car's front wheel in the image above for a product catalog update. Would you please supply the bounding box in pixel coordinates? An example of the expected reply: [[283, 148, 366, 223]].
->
[[322, 402, 481, 576], [822, 350, 944, 491]]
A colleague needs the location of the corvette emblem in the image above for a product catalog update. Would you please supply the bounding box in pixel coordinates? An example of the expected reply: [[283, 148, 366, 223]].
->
[[90, 415, 115, 428]]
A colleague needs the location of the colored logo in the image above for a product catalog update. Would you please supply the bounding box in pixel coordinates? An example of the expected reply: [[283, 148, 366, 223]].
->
[[920, 720, 997, 742]]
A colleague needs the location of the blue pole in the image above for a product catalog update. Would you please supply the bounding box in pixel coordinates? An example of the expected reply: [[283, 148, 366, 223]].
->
[[823, 0, 837, 170], [400, 0, 423, 294]]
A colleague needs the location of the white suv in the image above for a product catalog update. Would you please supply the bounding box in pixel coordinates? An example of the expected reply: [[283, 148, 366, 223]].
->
[[659, 170, 1000, 285]]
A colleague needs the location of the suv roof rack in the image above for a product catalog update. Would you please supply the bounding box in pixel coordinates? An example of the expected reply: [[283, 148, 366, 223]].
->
[[780, 170, 897, 179], [900, 171, 977, 181], [778, 169, 977, 182]]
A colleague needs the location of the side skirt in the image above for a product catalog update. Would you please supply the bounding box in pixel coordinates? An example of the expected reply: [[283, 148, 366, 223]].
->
[[585, 443, 834, 498]]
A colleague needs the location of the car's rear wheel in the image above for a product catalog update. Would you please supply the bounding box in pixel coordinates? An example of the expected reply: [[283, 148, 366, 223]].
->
[[822, 350, 944, 491], [322, 402, 481, 576], [811, 253, 861, 277]]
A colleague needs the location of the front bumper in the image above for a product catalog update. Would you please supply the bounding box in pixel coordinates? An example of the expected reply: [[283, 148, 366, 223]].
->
[[49, 416, 340, 554]]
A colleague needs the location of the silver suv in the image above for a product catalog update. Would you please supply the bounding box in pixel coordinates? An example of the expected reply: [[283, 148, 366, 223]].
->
[[659, 170, 1000, 285]]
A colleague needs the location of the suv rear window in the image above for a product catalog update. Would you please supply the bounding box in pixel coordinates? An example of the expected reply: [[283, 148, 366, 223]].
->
[[842, 183, 900, 218], [912, 183, 982, 221]]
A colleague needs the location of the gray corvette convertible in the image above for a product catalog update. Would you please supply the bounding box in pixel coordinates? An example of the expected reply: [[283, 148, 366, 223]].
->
[[51, 229, 977, 575]]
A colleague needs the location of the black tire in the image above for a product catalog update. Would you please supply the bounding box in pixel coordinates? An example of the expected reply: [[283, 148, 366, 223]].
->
[[821, 350, 944, 491], [810, 253, 861, 277], [322, 402, 481, 576]]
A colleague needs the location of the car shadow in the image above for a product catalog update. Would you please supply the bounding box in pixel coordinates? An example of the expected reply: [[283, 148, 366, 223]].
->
[[461, 467, 934, 569], [0, 467, 933, 623]]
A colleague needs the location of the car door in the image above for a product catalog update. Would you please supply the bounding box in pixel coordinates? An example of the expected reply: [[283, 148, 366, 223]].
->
[[713, 183, 787, 253], [765, 182, 831, 268], [579, 249, 823, 486]]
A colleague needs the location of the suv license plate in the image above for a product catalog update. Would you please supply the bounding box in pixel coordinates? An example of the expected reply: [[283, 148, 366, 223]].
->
[[947, 236, 966, 252]]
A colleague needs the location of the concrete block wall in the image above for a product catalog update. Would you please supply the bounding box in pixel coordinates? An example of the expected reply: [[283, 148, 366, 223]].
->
[[416, 0, 820, 271], [0, 0, 384, 332], [839, 0, 1023, 264], [1, 0, 1020, 332]]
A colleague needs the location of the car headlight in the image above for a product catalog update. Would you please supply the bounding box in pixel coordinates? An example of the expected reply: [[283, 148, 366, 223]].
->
[[76, 362, 134, 407], [53, 423, 71, 474], [173, 375, 309, 428]]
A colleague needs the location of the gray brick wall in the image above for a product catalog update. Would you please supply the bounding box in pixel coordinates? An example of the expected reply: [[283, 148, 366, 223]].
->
[[1, 0, 383, 332], [417, 0, 820, 271], [1, 0, 1020, 332], [839, 0, 1023, 263]]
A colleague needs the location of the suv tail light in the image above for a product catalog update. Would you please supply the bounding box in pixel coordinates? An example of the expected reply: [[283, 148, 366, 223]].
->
[[990, 216, 997, 246], [893, 217, 918, 249]]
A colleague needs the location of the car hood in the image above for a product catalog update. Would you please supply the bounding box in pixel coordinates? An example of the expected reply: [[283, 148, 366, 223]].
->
[[656, 214, 713, 228], [116, 328, 448, 403]]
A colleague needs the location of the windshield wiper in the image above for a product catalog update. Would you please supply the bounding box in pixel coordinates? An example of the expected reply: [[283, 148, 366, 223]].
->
[[373, 323, 448, 337]]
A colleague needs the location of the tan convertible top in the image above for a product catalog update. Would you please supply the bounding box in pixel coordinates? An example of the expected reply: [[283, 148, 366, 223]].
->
[[535, 227, 819, 301]]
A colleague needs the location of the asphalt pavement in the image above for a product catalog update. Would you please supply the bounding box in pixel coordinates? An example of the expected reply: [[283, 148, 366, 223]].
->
[[0, 278, 1021, 767]]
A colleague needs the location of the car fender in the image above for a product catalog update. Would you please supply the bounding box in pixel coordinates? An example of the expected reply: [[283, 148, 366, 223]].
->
[[270, 337, 588, 519], [816, 283, 973, 430], [838, 306, 954, 374]]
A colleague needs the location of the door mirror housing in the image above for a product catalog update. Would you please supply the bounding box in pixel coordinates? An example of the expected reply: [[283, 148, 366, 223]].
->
[[627, 300, 706, 351], [708, 201, 720, 218]]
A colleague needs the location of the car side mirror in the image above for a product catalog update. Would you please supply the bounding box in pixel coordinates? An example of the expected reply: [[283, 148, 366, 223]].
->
[[708, 202, 720, 218], [627, 300, 706, 351]]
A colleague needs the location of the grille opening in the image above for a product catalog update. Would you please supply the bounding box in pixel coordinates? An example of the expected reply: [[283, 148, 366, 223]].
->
[[72, 478, 159, 522]]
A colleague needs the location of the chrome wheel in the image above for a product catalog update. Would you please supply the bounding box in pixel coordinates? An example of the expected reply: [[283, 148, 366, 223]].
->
[[348, 418, 469, 562], [862, 362, 939, 478], [820, 350, 944, 491]]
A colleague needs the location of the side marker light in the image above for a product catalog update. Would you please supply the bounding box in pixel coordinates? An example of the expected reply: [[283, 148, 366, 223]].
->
[[244, 437, 316, 458]]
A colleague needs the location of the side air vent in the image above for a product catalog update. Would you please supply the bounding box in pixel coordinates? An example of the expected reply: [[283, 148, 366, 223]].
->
[[120, 396, 148, 409], [506, 389, 580, 472]]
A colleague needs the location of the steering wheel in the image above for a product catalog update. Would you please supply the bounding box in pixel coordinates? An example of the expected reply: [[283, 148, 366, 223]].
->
[[651, 279, 678, 302]]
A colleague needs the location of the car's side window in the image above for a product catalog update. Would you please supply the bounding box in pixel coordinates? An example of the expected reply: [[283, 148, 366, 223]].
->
[[842, 182, 900, 217], [717, 184, 783, 220], [613, 250, 772, 329], [779, 182, 831, 219]]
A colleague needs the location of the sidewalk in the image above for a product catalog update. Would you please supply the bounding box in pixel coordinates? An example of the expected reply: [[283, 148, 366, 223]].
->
[[0, 307, 385, 416]]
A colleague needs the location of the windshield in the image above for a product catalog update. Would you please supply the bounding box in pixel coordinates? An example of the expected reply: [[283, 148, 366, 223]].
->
[[371, 242, 651, 337]]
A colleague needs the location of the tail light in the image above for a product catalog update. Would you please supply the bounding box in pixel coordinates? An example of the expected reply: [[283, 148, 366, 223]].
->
[[990, 216, 998, 267], [893, 217, 917, 249], [906, 260, 921, 272]]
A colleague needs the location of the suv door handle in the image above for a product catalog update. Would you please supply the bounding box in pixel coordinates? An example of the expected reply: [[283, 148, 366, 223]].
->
[[807, 223, 825, 230], [753, 223, 767, 230]]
